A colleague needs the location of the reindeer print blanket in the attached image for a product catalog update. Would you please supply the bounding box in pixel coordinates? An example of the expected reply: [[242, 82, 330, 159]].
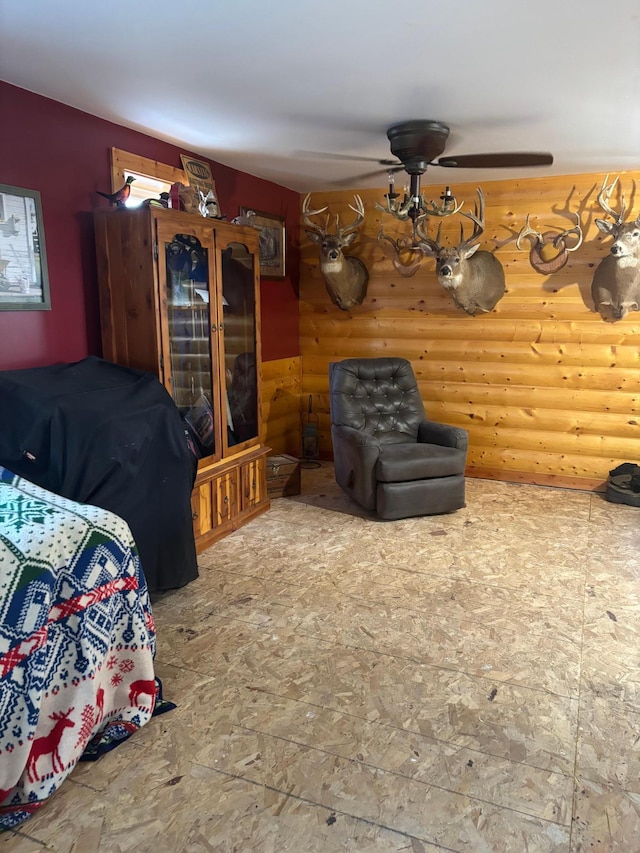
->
[[0, 468, 158, 830]]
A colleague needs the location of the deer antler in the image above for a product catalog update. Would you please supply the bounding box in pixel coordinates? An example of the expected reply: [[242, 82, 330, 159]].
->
[[516, 214, 544, 250], [51, 707, 75, 719], [377, 227, 424, 277], [413, 215, 442, 256], [554, 212, 583, 252], [336, 194, 365, 239], [375, 196, 414, 220], [376, 192, 463, 221], [425, 197, 465, 217], [302, 193, 329, 238], [597, 175, 627, 225], [458, 187, 486, 253]]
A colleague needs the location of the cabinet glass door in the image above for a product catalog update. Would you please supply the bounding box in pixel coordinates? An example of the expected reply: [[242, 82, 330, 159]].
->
[[159, 227, 219, 460], [220, 240, 259, 451]]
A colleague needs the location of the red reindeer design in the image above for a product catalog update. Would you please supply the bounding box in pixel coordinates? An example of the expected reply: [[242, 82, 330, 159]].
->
[[128, 678, 157, 707], [94, 686, 105, 726], [27, 707, 75, 782]]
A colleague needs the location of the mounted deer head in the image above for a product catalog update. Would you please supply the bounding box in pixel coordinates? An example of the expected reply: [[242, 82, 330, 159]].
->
[[303, 193, 369, 310], [517, 212, 583, 275], [415, 188, 506, 315], [591, 175, 640, 321]]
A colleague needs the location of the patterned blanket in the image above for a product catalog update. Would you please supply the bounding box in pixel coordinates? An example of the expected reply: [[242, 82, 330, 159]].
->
[[0, 467, 158, 830]]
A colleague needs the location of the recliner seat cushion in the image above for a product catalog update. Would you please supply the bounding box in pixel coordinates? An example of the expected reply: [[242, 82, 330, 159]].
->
[[376, 442, 466, 482], [377, 475, 466, 520]]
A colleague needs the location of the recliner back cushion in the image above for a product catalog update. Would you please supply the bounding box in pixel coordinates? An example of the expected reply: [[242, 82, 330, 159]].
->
[[329, 357, 426, 441]]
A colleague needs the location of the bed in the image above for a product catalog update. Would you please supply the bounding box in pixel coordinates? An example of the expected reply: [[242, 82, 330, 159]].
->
[[0, 466, 160, 830]]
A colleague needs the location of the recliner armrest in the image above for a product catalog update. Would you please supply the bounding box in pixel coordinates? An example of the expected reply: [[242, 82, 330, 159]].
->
[[331, 424, 382, 510], [332, 424, 382, 448], [418, 420, 469, 452]]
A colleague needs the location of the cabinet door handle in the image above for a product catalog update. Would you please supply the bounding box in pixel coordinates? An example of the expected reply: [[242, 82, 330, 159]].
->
[[211, 324, 217, 332], [219, 322, 225, 330], [192, 511, 199, 520]]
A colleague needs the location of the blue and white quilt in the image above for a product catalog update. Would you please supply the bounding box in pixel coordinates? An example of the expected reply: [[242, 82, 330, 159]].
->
[[0, 467, 157, 830]]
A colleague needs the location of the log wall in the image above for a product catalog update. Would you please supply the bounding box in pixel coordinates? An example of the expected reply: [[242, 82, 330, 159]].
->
[[298, 171, 640, 491], [262, 356, 302, 456]]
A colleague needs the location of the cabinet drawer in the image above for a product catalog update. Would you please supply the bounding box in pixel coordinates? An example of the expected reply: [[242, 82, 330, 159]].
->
[[192, 483, 213, 538], [192, 471, 238, 536], [213, 470, 238, 526], [241, 457, 266, 510]]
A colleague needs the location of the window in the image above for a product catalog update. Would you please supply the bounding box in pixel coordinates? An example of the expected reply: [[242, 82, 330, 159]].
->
[[110, 147, 187, 208], [123, 173, 172, 208]]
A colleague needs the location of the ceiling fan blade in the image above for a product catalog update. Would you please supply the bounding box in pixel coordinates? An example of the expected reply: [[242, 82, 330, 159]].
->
[[331, 166, 404, 187], [296, 150, 401, 166], [435, 152, 554, 168]]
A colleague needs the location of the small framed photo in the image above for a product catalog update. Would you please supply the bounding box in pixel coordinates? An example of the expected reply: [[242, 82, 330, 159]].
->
[[0, 184, 51, 310], [239, 207, 286, 279]]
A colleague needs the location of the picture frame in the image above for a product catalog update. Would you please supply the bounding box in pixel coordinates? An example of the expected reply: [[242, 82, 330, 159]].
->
[[0, 184, 51, 311], [239, 207, 286, 278]]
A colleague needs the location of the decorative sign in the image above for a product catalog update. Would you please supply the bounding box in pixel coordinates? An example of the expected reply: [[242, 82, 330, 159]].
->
[[179, 155, 220, 218], [180, 155, 215, 194]]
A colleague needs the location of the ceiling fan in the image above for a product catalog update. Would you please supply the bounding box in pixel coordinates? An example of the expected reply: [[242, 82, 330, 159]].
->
[[309, 119, 554, 221], [384, 119, 551, 170]]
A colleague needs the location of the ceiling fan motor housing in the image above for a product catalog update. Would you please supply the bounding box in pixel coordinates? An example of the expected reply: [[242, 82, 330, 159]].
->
[[387, 120, 450, 173]]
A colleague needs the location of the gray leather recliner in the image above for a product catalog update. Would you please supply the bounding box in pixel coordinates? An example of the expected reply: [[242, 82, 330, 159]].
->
[[329, 357, 468, 520]]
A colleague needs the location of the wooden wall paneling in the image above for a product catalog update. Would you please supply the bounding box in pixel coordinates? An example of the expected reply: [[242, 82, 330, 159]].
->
[[261, 356, 302, 455], [299, 171, 640, 490]]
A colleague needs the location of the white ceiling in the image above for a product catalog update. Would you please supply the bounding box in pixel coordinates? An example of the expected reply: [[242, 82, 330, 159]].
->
[[2, 0, 639, 192]]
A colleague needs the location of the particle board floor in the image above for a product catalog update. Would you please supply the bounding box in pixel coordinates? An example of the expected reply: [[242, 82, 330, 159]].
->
[[4, 464, 640, 852]]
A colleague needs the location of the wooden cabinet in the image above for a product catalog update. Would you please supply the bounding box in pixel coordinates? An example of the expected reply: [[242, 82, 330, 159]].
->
[[94, 206, 270, 552]]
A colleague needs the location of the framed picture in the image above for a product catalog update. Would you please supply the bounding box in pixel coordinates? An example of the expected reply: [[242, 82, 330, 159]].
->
[[239, 207, 286, 278], [0, 184, 51, 311]]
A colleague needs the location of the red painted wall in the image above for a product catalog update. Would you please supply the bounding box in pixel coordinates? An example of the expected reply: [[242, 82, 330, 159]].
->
[[0, 82, 300, 369]]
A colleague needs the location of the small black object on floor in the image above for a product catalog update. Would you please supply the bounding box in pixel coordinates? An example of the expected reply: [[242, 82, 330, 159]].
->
[[606, 462, 640, 507]]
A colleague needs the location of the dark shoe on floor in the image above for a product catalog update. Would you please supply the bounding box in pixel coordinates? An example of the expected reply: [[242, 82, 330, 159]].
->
[[606, 473, 640, 506]]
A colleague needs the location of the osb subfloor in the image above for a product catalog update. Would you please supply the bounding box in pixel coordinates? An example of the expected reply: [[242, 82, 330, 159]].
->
[[4, 464, 640, 852]]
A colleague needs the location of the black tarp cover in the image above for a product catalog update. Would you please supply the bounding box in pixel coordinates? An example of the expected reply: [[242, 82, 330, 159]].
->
[[0, 356, 198, 592]]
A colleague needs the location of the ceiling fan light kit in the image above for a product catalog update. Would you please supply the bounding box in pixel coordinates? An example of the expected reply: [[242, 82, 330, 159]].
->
[[376, 119, 554, 223]]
